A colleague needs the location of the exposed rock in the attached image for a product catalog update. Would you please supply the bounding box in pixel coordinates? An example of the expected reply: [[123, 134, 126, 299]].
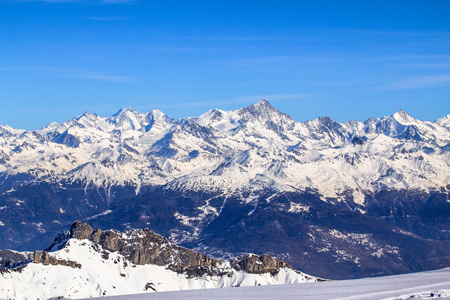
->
[[52, 130, 81, 148], [75, 223, 221, 274], [0, 250, 32, 270], [70, 221, 94, 240], [33, 250, 81, 269], [68, 221, 289, 275], [351, 136, 366, 145], [232, 254, 291, 274]]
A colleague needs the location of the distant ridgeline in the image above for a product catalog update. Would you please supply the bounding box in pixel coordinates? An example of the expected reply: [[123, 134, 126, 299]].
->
[[0, 100, 449, 279]]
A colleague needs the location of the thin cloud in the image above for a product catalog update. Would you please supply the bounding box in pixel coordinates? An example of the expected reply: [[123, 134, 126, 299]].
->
[[58, 73, 132, 82], [9, 0, 135, 4], [162, 94, 316, 110], [171, 29, 450, 43], [148, 46, 204, 52], [232, 54, 450, 67], [170, 36, 311, 42], [0, 66, 48, 72], [331, 28, 450, 37], [82, 16, 129, 21], [1, 66, 132, 83], [388, 74, 450, 89]]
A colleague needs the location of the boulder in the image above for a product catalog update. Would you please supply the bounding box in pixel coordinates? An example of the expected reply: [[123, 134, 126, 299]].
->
[[70, 221, 94, 240]]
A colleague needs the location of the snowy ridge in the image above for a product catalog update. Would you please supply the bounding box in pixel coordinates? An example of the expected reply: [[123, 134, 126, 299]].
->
[[0, 100, 448, 205], [0, 223, 317, 300]]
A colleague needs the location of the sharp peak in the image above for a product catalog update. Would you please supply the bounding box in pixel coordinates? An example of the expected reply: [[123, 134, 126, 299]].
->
[[149, 108, 169, 116], [77, 111, 98, 119], [0, 124, 14, 130], [435, 114, 450, 125], [113, 107, 168, 117], [310, 116, 338, 123], [253, 99, 273, 108], [394, 109, 410, 116], [114, 106, 139, 115], [392, 109, 416, 122], [242, 99, 278, 113]]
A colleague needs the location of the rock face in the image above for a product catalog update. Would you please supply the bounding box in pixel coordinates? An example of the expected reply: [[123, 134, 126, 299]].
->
[[33, 250, 81, 269], [233, 254, 291, 274], [70, 221, 94, 240], [66, 222, 289, 275], [0, 250, 31, 269]]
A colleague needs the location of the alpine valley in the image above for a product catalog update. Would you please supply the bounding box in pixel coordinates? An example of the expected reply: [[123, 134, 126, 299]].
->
[[0, 100, 449, 281]]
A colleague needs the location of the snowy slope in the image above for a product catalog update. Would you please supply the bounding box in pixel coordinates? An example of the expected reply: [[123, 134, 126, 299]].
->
[[0, 100, 449, 201], [0, 223, 317, 300], [92, 268, 450, 300]]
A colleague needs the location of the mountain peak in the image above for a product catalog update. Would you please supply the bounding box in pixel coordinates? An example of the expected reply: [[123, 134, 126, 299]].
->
[[112, 106, 138, 118], [76, 111, 99, 121], [239, 99, 291, 122], [148, 108, 169, 120], [392, 109, 415, 124], [254, 99, 272, 108], [436, 114, 450, 127]]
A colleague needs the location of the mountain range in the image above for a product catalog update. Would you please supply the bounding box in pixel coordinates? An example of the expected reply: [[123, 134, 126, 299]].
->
[[0, 100, 449, 279]]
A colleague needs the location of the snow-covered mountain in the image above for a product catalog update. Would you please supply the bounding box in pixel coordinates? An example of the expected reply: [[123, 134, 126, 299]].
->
[[0, 222, 317, 300], [1, 100, 448, 197], [0, 100, 449, 279]]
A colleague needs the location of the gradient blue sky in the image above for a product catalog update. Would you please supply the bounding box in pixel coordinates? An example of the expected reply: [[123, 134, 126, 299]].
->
[[1, 0, 449, 130]]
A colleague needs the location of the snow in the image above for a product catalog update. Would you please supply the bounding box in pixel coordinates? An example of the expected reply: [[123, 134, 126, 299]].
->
[[86, 209, 113, 220], [288, 202, 310, 213], [0, 239, 317, 300], [0, 100, 449, 221], [436, 114, 450, 128], [89, 268, 450, 300]]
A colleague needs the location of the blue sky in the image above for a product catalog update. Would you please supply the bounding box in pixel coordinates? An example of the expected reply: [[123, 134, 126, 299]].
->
[[1, 0, 449, 130]]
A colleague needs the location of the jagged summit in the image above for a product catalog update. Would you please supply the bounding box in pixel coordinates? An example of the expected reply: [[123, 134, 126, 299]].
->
[[392, 109, 416, 124], [252, 99, 274, 110], [436, 114, 450, 127], [239, 99, 294, 123], [111, 106, 137, 117]]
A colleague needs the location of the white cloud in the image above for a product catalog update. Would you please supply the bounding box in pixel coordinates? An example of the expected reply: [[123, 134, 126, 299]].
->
[[57, 73, 132, 82], [389, 74, 450, 89], [10, 0, 134, 4], [1, 66, 132, 83]]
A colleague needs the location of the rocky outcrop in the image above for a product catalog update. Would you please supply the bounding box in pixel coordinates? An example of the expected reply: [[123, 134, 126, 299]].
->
[[69, 222, 221, 273], [0, 250, 32, 270], [232, 254, 291, 274], [70, 221, 94, 240], [33, 251, 81, 269], [68, 221, 291, 275]]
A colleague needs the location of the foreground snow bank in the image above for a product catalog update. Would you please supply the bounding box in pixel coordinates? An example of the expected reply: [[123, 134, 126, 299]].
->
[[90, 267, 450, 300]]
